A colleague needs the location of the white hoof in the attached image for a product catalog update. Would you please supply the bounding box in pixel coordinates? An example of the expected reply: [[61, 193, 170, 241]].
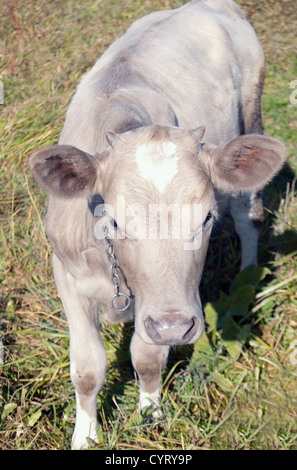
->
[[138, 389, 162, 420], [71, 417, 98, 450]]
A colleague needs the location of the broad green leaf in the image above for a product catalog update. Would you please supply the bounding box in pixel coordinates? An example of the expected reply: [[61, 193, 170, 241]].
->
[[2, 403, 17, 420], [27, 409, 42, 427], [204, 302, 219, 332], [230, 265, 271, 295], [223, 339, 242, 361], [221, 317, 250, 360], [228, 285, 255, 316], [208, 372, 233, 391], [192, 331, 214, 357]]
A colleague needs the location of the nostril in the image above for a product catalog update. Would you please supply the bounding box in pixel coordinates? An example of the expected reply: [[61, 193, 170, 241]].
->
[[144, 316, 162, 342], [183, 316, 198, 340]]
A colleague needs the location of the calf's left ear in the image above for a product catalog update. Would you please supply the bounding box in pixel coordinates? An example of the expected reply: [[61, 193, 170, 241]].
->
[[29, 145, 99, 198], [201, 134, 286, 192]]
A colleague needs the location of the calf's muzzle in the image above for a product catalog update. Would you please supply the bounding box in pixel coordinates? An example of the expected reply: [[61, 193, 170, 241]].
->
[[144, 313, 203, 345]]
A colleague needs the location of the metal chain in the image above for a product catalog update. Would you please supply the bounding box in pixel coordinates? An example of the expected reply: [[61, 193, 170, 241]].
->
[[102, 223, 131, 312]]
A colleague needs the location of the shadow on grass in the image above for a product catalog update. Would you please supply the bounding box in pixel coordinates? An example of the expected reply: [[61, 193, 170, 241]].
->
[[98, 321, 136, 422]]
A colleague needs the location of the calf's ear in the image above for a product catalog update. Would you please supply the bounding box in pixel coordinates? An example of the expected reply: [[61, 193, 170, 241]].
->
[[29, 145, 99, 198], [201, 134, 286, 192]]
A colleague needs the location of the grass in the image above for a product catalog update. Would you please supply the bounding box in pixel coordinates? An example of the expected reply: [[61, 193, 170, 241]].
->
[[1, 0, 297, 450]]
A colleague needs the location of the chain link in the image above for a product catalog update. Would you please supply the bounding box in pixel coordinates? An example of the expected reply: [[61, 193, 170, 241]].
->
[[102, 223, 131, 312]]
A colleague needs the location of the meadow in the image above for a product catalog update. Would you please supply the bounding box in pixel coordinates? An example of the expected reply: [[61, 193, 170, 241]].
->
[[0, 0, 297, 450]]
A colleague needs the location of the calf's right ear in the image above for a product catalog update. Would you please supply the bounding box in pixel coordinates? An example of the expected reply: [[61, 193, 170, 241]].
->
[[29, 145, 100, 198], [200, 134, 286, 192]]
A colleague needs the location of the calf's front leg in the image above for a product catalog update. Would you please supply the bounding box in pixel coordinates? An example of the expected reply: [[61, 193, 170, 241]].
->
[[53, 254, 107, 450], [130, 332, 169, 418]]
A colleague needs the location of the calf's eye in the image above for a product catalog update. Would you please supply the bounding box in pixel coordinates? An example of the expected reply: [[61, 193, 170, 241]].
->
[[203, 211, 213, 228]]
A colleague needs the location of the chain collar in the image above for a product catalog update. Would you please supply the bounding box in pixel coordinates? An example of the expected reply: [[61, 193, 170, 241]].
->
[[102, 223, 132, 312]]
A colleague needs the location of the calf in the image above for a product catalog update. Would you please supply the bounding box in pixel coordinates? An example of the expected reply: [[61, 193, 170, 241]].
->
[[29, 0, 285, 449]]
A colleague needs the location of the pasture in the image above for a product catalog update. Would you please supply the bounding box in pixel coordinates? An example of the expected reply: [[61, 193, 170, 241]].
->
[[0, 0, 297, 450]]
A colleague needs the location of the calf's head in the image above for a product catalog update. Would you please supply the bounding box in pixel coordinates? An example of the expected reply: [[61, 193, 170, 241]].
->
[[30, 125, 285, 346]]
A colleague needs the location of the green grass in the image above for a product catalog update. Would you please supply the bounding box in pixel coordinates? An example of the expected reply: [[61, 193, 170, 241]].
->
[[1, 0, 297, 450]]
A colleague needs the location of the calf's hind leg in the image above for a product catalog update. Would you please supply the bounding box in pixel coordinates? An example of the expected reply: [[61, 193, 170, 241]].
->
[[230, 191, 264, 270], [231, 69, 265, 270], [130, 333, 169, 417], [53, 254, 107, 450]]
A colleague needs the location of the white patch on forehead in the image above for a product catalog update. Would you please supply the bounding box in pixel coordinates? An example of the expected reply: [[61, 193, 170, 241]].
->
[[136, 141, 178, 193]]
